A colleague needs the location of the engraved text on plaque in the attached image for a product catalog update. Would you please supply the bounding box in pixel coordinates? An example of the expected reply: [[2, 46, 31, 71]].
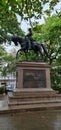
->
[[23, 69, 46, 88]]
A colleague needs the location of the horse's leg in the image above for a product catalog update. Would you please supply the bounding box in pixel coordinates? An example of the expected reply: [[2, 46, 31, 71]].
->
[[41, 43, 49, 57], [16, 49, 22, 58], [24, 51, 28, 60], [16, 49, 28, 60]]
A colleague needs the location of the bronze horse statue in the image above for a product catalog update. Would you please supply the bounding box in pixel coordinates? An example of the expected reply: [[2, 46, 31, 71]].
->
[[11, 29, 49, 60]]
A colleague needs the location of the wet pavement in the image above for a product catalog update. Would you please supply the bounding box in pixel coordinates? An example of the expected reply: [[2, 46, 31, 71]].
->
[[0, 95, 61, 130], [0, 94, 8, 111], [0, 109, 61, 130]]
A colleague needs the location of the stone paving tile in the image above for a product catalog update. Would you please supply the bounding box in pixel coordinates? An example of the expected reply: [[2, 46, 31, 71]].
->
[[0, 95, 8, 110]]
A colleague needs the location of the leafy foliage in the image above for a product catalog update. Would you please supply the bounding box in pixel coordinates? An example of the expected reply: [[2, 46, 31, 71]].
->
[[17, 50, 43, 61], [33, 13, 61, 63], [0, 45, 16, 76], [0, 86, 5, 94], [33, 12, 61, 88], [0, 0, 24, 44], [0, 0, 60, 43]]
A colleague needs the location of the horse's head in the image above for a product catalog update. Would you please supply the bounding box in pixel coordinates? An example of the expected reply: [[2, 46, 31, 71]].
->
[[11, 36, 24, 46]]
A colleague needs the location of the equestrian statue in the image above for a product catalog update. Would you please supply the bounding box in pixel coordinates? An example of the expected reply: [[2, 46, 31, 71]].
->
[[11, 28, 49, 61]]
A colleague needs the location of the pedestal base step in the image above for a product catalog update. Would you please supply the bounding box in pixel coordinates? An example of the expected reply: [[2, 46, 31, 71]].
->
[[8, 88, 61, 109], [13, 88, 54, 96], [8, 102, 61, 110]]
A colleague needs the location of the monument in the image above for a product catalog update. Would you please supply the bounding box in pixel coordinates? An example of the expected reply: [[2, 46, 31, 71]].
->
[[16, 61, 51, 89], [8, 29, 55, 110]]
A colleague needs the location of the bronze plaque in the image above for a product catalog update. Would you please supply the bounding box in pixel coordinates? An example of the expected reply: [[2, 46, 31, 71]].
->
[[23, 69, 46, 88]]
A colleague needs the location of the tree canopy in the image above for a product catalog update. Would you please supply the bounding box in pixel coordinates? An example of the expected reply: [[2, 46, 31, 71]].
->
[[32, 12, 61, 88], [0, 0, 60, 43], [33, 12, 61, 63], [0, 45, 16, 77]]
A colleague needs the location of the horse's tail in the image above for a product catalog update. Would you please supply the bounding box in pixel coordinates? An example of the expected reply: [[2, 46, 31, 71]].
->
[[41, 43, 49, 57]]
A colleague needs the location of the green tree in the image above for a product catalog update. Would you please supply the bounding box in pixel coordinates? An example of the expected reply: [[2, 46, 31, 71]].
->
[[33, 13, 61, 63], [0, 0, 24, 44], [33, 12, 61, 88], [0, 45, 16, 76], [0, 0, 60, 44]]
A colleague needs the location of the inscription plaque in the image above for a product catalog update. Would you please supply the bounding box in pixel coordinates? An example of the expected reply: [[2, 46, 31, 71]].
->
[[23, 69, 46, 88]]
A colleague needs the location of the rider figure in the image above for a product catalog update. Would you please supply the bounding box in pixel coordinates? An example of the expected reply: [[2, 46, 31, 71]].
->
[[25, 28, 33, 50]]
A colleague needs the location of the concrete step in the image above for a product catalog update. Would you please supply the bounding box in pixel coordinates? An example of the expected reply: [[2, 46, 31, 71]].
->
[[8, 99, 61, 106], [8, 102, 61, 110], [8, 89, 61, 110], [8, 96, 55, 101], [8, 92, 61, 103], [13, 88, 55, 96]]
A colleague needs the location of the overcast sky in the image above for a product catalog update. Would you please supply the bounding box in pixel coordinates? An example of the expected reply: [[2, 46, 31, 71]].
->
[[20, 1, 61, 33]]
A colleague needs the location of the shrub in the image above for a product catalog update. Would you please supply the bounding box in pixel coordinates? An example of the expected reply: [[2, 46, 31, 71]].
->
[[52, 86, 61, 94], [0, 86, 5, 94]]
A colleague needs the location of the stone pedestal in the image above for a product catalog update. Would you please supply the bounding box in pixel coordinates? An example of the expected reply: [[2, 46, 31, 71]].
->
[[8, 62, 56, 110], [16, 62, 51, 89]]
